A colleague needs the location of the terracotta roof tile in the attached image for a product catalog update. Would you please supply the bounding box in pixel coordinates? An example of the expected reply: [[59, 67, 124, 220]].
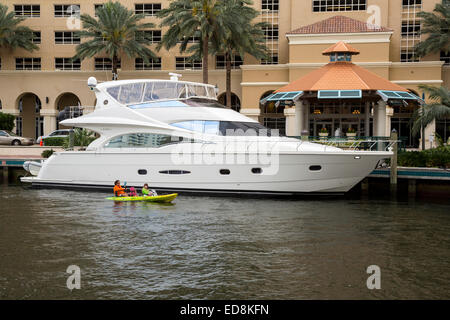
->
[[276, 62, 408, 92], [288, 16, 392, 35], [322, 41, 360, 55]]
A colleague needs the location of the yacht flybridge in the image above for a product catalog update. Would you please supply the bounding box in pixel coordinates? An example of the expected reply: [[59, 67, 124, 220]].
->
[[22, 76, 392, 195]]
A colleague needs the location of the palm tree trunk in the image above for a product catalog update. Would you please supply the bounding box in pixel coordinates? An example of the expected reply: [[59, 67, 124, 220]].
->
[[112, 55, 119, 80], [202, 35, 209, 84], [225, 52, 232, 109]]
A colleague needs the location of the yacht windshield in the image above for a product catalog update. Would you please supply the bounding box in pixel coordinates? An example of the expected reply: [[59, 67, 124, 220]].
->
[[105, 81, 216, 105], [171, 121, 278, 136]]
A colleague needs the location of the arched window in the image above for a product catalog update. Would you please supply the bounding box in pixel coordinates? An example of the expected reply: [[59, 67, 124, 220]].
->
[[218, 92, 241, 112], [259, 90, 285, 135]]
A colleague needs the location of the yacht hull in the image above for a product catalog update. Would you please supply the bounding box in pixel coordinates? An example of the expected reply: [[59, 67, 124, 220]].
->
[[21, 150, 390, 195]]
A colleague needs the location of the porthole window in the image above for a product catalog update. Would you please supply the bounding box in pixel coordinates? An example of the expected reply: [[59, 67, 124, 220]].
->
[[138, 169, 147, 175], [309, 165, 322, 171], [251, 168, 262, 174], [220, 169, 230, 175]]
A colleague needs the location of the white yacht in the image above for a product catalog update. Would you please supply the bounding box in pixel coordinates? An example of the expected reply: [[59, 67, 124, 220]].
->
[[22, 76, 392, 195]]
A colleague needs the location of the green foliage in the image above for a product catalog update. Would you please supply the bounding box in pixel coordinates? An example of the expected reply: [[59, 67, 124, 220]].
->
[[398, 146, 450, 168], [0, 3, 38, 51], [73, 1, 157, 78], [41, 149, 55, 158], [158, 0, 229, 83], [414, 2, 450, 57], [0, 112, 16, 131], [412, 85, 450, 136], [43, 137, 66, 146]]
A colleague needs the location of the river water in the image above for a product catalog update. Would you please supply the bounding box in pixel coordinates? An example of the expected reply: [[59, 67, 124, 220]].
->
[[0, 181, 449, 300]]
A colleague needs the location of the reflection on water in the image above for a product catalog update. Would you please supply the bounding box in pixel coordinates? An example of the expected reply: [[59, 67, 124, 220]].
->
[[0, 182, 449, 299]]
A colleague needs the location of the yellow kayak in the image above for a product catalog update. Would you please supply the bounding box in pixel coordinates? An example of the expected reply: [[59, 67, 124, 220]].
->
[[106, 193, 178, 203]]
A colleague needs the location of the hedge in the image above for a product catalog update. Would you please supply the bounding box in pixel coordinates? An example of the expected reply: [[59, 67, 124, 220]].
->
[[0, 112, 16, 131], [42, 137, 66, 146], [398, 146, 450, 169]]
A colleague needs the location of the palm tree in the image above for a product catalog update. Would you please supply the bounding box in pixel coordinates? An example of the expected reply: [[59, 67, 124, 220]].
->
[[73, 1, 157, 80], [157, 0, 227, 84], [217, 0, 268, 108], [412, 85, 450, 136], [414, 1, 450, 58], [0, 3, 38, 51]]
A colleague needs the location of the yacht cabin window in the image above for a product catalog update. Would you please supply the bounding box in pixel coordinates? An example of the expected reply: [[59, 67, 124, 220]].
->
[[171, 121, 274, 136], [104, 133, 192, 148]]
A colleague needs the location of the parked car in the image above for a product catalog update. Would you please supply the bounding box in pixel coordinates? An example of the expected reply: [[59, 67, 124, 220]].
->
[[0, 130, 34, 146], [36, 129, 72, 144]]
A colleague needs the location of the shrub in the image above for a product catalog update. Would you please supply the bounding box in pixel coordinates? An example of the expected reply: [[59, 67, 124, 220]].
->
[[397, 146, 450, 168], [41, 149, 55, 158], [43, 137, 67, 146], [0, 112, 16, 131]]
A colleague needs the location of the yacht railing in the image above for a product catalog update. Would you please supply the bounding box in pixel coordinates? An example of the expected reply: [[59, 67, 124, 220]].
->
[[197, 137, 399, 153]]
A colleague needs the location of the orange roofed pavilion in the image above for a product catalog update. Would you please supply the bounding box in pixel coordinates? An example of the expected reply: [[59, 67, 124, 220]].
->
[[262, 42, 422, 138], [276, 41, 408, 93]]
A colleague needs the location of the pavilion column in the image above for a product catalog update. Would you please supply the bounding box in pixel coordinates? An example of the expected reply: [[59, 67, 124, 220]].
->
[[385, 106, 394, 137], [303, 100, 310, 133], [40, 109, 59, 136], [284, 107, 298, 136], [376, 100, 387, 137], [240, 108, 261, 122], [295, 100, 305, 135], [365, 102, 371, 137]]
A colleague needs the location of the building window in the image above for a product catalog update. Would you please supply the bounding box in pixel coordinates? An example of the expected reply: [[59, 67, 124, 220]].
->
[[55, 58, 81, 70], [14, 5, 40, 17], [401, 21, 420, 37], [94, 4, 103, 16], [135, 3, 162, 16], [135, 30, 162, 43], [178, 35, 201, 43], [400, 51, 418, 62], [94, 58, 121, 70], [402, 0, 422, 7], [16, 117, 23, 136], [32, 31, 41, 44], [262, 0, 279, 12], [55, 31, 80, 44], [15, 58, 41, 70], [54, 4, 80, 17], [262, 25, 278, 41], [261, 55, 278, 65], [175, 57, 202, 70], [135, 57, 162, 70], [312, 0, 366, 12], [441, 51, 450, 65], [401, 1, 422, 63], [436, 119, 450, 144], [216, 55, 243, 69]]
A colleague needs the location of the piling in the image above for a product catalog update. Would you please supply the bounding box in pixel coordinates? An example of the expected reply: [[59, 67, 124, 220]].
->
[[390, 129, 398, 195], [2, 166, 8, 184]]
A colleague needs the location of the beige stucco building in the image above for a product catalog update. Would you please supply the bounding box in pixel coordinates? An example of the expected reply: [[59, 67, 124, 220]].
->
[[0, 0, 448, 148]]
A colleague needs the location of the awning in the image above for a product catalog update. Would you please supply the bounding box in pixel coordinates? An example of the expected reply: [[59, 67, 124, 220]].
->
[[260, 91, 303, 104], [377, 90, 423, 103], [318, 90, 362, 99]]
